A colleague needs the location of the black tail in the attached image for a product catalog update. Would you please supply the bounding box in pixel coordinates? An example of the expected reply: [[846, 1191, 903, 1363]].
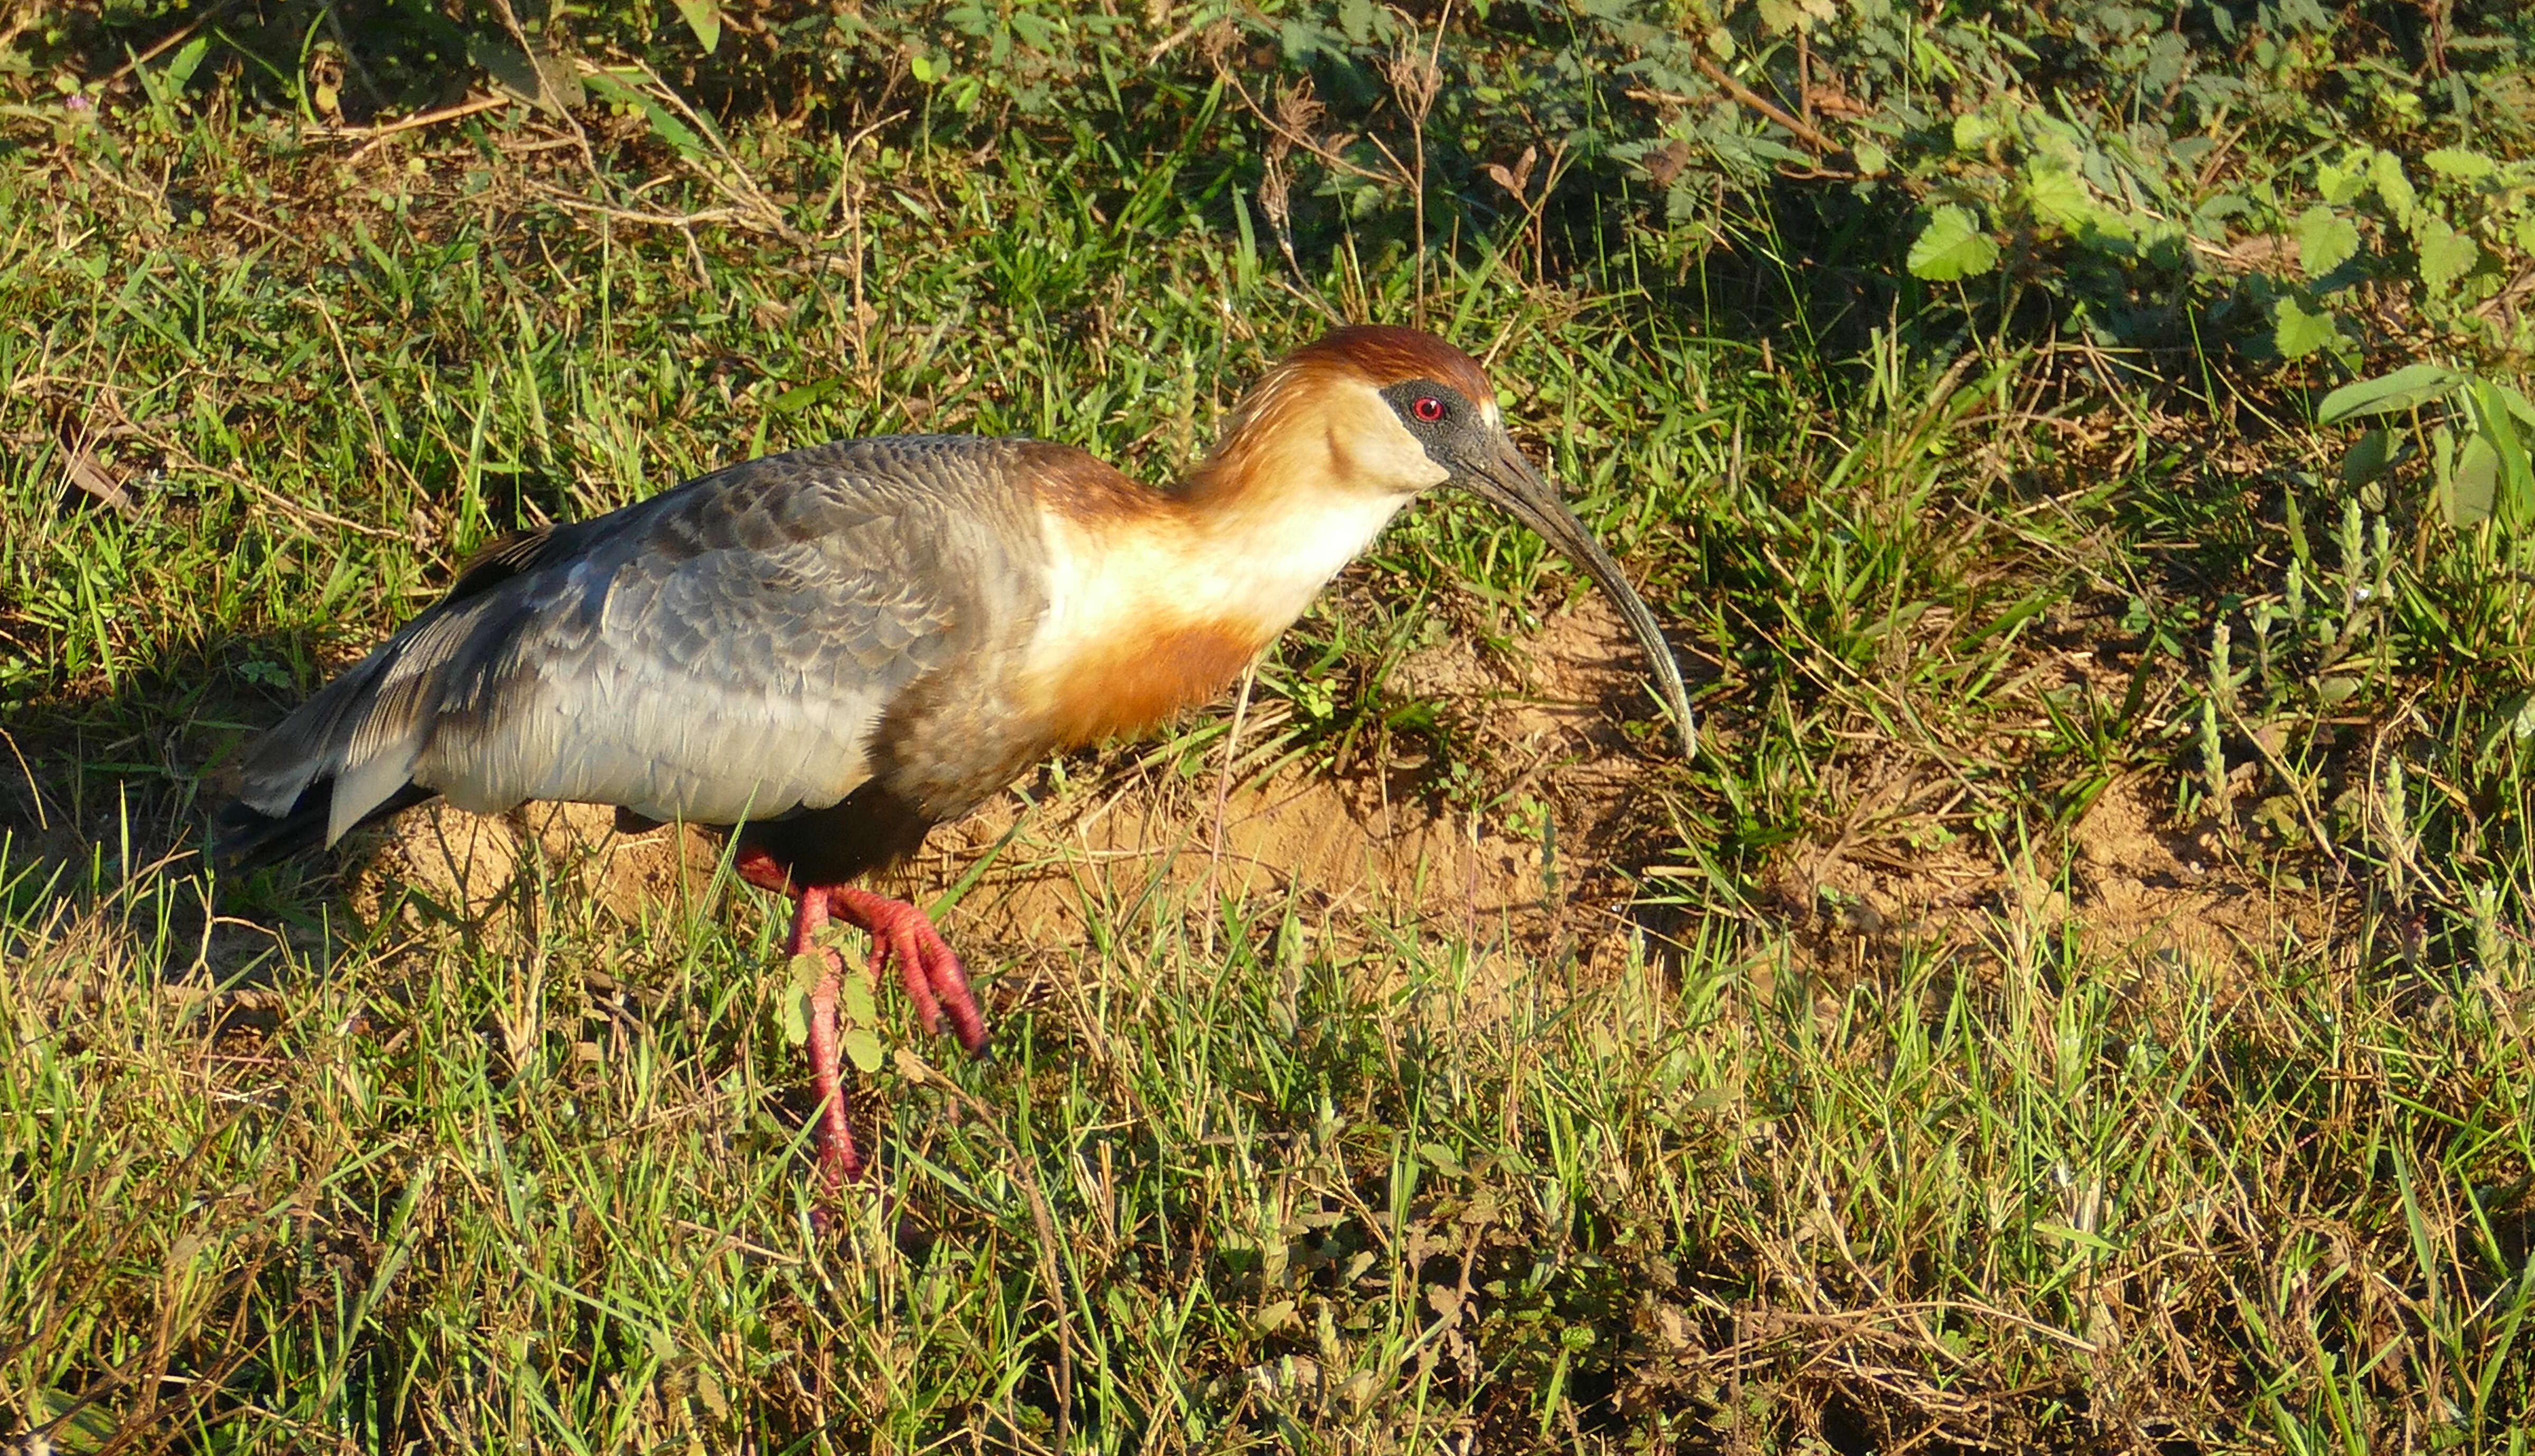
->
[[211, 781, 438, 869]]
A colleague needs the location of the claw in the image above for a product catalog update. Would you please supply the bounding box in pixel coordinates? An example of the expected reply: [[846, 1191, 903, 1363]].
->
[[831, 886, 990, 1056]]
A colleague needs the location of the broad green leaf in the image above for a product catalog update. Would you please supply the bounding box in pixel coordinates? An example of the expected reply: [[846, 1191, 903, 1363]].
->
[[2318, 362, 2460, 422], [1756, 0, 1824, 32], [165, 35, 210, 90], [772, 378, 843, 412], [2473, 381, 2535, 525], [2494, 382, 2535, 431], [779, 985, 810, 1048], [2193, 192, 2252, 235], [2272, 296, 2338, 360], [788, 952, 827, 994], [469, 36, 552, 115], [2445, 435, 2499, 527], [2293, 205, 2359, 278], [672, 0, 723, 54], [1852, 139, 1889, 175], [2416, 218, 2477, 292], [1951, 113, 1997, 151], [2339, 428, 2394, 487], [840, 973, 878, 1028], [1008, 10, 1062, 48], [1736, 135, 1815, 167], [2023, 166, 2095, 231], [2316, 155, 2368, 205], [32, 1389, 119, 1454], [542, 55, 585, 110], [2371, 151, 2417, 226], [2422, 147, 2495, 181], [469, 37, 581, 116], [2508, 694, 2535, 742], [842, 1026, 886, 1075], [583, 69, 705, 164], [1907, 205, 1998, 281], [2025, 111, 2086, 167]]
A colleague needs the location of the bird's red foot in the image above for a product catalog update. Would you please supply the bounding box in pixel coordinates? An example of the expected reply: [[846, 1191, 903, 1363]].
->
[[826, 886, 989, 1057], [739, 847, 990, 1193]]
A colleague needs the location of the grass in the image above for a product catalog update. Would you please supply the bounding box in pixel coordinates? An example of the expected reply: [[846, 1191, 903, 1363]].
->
[[2, 62, 2533, 1455]]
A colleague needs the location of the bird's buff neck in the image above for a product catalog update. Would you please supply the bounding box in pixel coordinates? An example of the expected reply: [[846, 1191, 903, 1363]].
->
[[1018, 468, 1414, 748]]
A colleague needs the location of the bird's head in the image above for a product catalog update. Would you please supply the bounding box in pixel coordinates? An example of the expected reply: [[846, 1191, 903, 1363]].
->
[[1220, 325, 1697, 757]]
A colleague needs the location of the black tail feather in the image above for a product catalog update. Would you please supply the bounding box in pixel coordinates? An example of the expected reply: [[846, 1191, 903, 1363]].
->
[[211, 781, 438, 870]]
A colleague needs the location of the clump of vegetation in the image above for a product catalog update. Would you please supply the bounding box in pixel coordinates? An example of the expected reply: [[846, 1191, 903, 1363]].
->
[[3, 1, 2533, 1451]]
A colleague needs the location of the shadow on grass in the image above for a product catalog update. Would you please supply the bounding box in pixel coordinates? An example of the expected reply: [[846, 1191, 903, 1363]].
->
[[0, 625, 383, 984]]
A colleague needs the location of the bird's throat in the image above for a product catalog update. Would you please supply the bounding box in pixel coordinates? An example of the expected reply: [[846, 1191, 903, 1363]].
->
[[1021, 479, 1410, 749]]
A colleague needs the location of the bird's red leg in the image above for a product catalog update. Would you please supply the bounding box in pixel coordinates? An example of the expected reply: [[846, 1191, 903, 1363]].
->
[[737, 845, 863, 1189], [733, 846, 984, 1188], [828, 886, 990, 1056], [785, 885, 862, 1190], [734, 845, 796, 898]]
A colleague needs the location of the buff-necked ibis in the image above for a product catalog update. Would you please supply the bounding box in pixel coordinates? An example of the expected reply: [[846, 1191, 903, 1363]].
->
[[214, 326, 1693, 1190]]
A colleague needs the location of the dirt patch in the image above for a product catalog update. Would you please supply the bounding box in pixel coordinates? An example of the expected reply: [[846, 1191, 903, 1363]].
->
[[353, 798, 719, 932], [2064, 776, 2277, 972], [940, 593, 1675, 953], [1766, 773, 2335, 980], [931, 772, 1560, 944], [1393, 588, 1666, 762]]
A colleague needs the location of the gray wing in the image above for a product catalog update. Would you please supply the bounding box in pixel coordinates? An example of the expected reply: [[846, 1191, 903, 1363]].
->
[[226, 437, 1033, 846]]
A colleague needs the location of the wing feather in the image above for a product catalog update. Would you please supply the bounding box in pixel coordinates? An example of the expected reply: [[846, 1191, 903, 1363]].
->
[[220, 437, 1028, 855]]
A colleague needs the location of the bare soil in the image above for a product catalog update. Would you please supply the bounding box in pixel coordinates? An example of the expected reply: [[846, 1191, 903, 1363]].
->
[[1766, 770, 2338, 984]]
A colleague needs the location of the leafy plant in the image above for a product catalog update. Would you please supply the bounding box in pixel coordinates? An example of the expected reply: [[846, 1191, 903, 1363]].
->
[[2322, 361, 2535, 527], [21, 1, 2533, 366], [2268, 143, 2535, 363]]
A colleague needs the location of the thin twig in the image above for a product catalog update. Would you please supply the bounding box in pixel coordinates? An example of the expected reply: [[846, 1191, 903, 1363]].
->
[[575, 58, 809, 247], [1214, 66, 1395, 186], [99, 0, 247, 86], [824, 110, 908, 372], [524, 180, 753, 233], [1686, 54, 1835, 153], [127, 422, 410, 541], [301, 93, 508, 145], [2217, 694, 2351, 878]]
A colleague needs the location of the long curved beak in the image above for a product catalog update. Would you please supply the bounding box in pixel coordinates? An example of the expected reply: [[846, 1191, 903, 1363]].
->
[[1462, 433, 1695, 758]]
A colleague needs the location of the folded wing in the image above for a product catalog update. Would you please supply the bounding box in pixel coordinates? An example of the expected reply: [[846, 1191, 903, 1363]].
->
[[218, 439, 1017, 860]]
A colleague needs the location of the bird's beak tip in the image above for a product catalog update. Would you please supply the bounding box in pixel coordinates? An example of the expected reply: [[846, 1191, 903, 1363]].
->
[[1459, 439, 1698, 763]]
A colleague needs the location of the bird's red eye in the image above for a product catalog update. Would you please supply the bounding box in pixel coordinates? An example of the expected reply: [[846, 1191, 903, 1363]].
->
[[1412, 395, 1446, 423]]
